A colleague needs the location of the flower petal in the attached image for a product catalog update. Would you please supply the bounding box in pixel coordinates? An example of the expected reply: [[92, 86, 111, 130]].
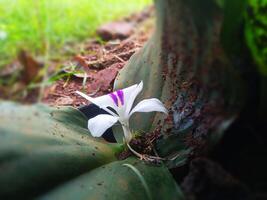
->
[[125, 81, 143, 115], [75, 91, 115, 109], [88, 114, 119, 137], [75, 91, 120, 117], [120, 83, 139, 103], [129, 98, 168, 117]]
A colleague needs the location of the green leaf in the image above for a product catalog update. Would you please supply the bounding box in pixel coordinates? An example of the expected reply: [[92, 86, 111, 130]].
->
[[0, 102, 120, 161], [0, 102, 122, 198], [38, 158, 185, 200], [245, 0, 267, 75], [244, 1, 267, 116], [114, 0, 242, 168], [156, 133, 191, 168]]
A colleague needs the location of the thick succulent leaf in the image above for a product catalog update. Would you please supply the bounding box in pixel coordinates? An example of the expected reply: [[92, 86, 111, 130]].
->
[[156, 133, 192, 168], [0, 102, 122, 199], [114, 0, 242, 167], [0, 102, 116, 161], [0, 145, 119, 199], [38, 158, 185, 200]]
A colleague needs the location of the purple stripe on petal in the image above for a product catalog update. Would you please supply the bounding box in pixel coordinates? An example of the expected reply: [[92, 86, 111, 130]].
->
[[116, 90, 124, 106], [109, 93, 118, 106]]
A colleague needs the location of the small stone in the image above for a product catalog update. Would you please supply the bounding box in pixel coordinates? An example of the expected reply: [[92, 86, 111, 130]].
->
[[97, 22, 134, 41], [55, 96, 74, 106]]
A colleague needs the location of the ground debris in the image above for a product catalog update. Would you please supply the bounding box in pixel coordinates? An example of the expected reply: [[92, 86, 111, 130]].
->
[[97, 21, 134, 41], [54, 96, 74, 106], [117, 127, 162, 162], [18, 50, 43, 84], [96, 6, 154, 41], [42, 7, 154, 107]]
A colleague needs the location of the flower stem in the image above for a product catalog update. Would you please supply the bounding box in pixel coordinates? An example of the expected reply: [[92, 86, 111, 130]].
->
[[122, 122, 132, 143], [126, 143, 165, 162]]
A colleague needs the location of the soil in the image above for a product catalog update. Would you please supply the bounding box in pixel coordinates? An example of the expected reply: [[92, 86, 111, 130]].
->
[[117, 127, 162, 161], [41, 10, 154, 107], [0, 7, 154, 105]]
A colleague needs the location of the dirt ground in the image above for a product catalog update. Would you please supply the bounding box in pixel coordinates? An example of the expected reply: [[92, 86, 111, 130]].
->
[[0, 7, 154, 106], [43, 8, 154, 108]]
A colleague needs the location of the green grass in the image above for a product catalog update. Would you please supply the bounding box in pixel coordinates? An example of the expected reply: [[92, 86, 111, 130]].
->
[[0, 0, 151, 67]]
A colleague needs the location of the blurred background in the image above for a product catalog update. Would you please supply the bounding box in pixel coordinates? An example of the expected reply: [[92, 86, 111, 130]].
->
[[0, 0, 151, 66], [0, 0, 152, 103]]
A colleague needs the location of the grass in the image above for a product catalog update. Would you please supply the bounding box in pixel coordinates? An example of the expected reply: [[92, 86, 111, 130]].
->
[[0, 0, 151, 68]]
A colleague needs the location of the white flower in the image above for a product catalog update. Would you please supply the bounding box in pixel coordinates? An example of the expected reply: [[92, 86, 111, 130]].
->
[[76, 81, 168, 142]]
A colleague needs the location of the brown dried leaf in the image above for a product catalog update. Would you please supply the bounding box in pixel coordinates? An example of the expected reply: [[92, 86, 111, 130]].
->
[[18, 50, 43, 84]]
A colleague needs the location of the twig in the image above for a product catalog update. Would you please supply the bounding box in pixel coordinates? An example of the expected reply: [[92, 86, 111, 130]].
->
[[116, 48, 139, 58], [74, 87, 100, 97], [126, 143, 165, 162], [49, 92, 69, 98], [114, 55, 126, 63], [86, 48, 139, 69], [127, 140, 181, 162]]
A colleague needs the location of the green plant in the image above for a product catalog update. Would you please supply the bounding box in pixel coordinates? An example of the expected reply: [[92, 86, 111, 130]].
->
[[1, 0, 267, 199], [0, 0, 151, 68], [114, 0, 243, 168], [0, 102, 184, 199]]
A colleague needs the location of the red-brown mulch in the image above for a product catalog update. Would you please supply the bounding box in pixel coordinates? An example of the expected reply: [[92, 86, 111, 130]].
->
[[41, 8, 154, 107]]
